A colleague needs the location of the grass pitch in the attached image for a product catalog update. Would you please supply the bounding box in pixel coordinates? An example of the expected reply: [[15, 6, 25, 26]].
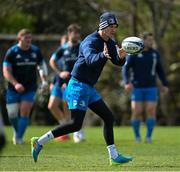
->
[[0, 126, 180, 171]]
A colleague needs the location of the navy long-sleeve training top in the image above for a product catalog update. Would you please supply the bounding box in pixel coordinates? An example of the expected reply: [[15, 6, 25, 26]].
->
[[71, 31, 125, 86], [122, 48, 168, 88]]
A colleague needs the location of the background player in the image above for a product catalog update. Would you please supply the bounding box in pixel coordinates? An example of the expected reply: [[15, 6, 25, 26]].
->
[[3, 29, 48, 144], [31, 12, 133, 166], [49, 33, 68, 92], [48, 24, 85, 142], [122, 32, 169, 143]]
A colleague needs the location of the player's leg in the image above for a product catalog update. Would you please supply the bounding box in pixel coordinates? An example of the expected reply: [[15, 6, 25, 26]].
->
[[88, 87, 133, 165], [64, 93, 85, 143], [62, 81, 85, 143], [31, 78, 88, 162], [88, 99, 133, 165], [48, 85, 70, 141], [38, 110, 85, 145], [144, 87, 158, 143], [6, 89, 20, 144], [17, 91, 35, 143], [48, 85, 65, 124], [131, 101, 143, 142], [48, 96, 65, 123], [131, 88, 144, 142], [88, 99, 114, 145], [31, 109, 86, 162], [56, 100, 71, 141], [62, 86, 70, 121]]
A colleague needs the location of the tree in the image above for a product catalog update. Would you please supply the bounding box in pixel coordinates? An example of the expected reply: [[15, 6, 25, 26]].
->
[[146, 0, 174, 49]]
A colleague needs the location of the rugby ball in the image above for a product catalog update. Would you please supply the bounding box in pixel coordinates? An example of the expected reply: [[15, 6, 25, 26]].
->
[[121, 37, 144, 54]]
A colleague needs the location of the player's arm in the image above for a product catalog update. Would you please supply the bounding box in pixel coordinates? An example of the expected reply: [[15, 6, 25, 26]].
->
[[82, 41, 108, 66], [49, 50, 70, 79], [3, 51, 24, 92], [37, 60, 48, 85], [156, 55, 169, 93], [3, 64, 18, 86], [82, 41, 124, 66], [122, 55, 132, 84], [36, 49, 48, 89], [49, 53, 61, 74], [122, 56, 134, 92]]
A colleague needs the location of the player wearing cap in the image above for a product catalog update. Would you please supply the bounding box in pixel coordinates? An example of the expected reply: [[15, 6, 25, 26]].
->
[[31, 12, 133, 166]]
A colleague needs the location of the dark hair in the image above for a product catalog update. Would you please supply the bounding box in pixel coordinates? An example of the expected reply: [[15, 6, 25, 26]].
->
[[139, 32, 153, 40], [67, 24, 81, 33]]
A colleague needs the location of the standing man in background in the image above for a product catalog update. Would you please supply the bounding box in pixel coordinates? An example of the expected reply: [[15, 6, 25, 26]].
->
[[48, 24, 85, 142], [122, 32, 169, 143], [49, 33, 67, 92], [3, 29, 48, 144]]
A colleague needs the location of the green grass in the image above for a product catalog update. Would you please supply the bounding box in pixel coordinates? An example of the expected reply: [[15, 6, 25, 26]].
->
[[0, 126, 180, 171]]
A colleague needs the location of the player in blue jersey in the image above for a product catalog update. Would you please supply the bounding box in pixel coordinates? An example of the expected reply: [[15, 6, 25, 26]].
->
[[31, 12, 133, 165], [122, 32, 169, 143], [48, 24, 85, 142], [49, 33, 67, 92], [3, 29, 48, 144]]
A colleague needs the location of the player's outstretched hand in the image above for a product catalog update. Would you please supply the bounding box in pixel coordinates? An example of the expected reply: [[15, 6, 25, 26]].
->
[[103, 43, 111, 59], [116, 45, 127, 59], [14, 83, 25, 92]]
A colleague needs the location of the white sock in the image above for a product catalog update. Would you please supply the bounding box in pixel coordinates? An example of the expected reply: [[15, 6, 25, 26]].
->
[[38, 131, 54, 145], [107, 144, 119, 159]]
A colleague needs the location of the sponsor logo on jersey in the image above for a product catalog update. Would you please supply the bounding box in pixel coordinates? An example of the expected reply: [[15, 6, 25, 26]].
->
[[31, 53, 37, 58], [64, 50, 70, 56], [137, 53, 143, 58], [16, 54, 22, 59], [73, 100, 78, 106], [16, 62, 36, 66]]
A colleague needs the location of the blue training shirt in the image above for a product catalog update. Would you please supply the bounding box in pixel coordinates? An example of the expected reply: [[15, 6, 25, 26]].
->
[[51, 42, 80, 72], [122, 48, 168, 88], [3, 44, 44, 91], [51, 42, 80, 86], [71, 31, 125, 86]]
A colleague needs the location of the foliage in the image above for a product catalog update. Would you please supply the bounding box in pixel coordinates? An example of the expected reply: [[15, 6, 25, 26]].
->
[[0, 0, 179, 125], [0, 12, 35, 33]]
